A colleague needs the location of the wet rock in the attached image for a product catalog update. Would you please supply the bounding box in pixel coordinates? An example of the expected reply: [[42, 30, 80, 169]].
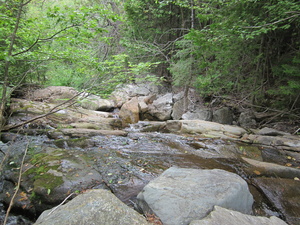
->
[[0, 132, 19, 143], [1, 146, 104, 215], [119, 97, 140, 126], [242, 157, 300, 179], [53, 137, 94, 149], [252, 177, 300, 225], [136, 167, 253, 225], [57, 128, 128, 138], [0, 202, 33, 225], [212, 107, 233, 125], [35, 189, 149, 225], [190, 206, 287, 225], [70, 117, 121, 130], [148, 93, 173, 121]]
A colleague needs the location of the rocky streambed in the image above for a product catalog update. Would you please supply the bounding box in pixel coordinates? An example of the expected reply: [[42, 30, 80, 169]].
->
[[0, 86, 299, 225]]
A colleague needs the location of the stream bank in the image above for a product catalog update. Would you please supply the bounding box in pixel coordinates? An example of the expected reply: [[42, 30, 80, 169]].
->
[[0, 85, 299, 224]]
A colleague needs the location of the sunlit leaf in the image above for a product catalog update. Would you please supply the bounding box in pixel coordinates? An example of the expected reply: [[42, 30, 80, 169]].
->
[[253, 170, 261, 175]]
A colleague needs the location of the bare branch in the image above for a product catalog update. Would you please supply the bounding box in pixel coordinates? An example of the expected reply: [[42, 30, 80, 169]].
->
[[12, 37, 39, 57], [38, 24, 81, 41], [3, 140, 29, 225], [22, 0, 33, 6], [243, 14, 300, 29], [1, 101, 77, 132]]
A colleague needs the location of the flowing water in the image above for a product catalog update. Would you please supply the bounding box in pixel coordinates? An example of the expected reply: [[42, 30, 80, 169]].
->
[[0, 129, 298, 224]]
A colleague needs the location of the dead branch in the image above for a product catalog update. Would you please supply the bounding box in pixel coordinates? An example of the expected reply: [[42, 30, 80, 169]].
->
[[46, 192, 76, 216], [1, 102, 75, 132], [1, 89, 90, 132], [3, 140, 29, 225], [212, 95, 300, 119]]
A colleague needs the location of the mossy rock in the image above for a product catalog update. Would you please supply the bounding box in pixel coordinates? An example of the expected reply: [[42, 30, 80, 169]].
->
[[54, 137, 92, 148], [33, 173, 64, 194], [22, 147, 101, 205]]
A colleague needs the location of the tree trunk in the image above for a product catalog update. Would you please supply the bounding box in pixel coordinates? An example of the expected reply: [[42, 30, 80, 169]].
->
[[0, 0, 25, 130]]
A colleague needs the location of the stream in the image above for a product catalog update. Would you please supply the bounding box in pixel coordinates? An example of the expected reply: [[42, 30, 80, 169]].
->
[[1, 125, 298, 224]]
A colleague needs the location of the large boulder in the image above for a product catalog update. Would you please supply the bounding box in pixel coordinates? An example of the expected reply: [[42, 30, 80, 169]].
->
[[238, 111, 257, 128], [190, 206, 287, 225], [148, 93, 173, 121], [34, 189, 149, 225], [119, 97, 140, 126], [27, 86, 78, 103], [182, 109, 212, 121], [136, 167, 253, 225], [79, 94, 115, 111], [110, 83, 161, 106], [212, 107, 233, 125], [0, 146, 104, 215], [171, 92, 185, 120]]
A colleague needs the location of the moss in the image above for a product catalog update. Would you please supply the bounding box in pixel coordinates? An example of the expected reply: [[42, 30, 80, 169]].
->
[[237, 144, 262, 160], [33, 173, 64, 191], [54, 137, 90, 148]]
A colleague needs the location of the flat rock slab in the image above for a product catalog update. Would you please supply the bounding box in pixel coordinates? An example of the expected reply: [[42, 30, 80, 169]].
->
[[136, 167, 253, 225], [165, 120, 247, 139], [242, 134, 300, 151], [242, 157, 300, 179], [190, 206, 287, 225], [35, 189, 149, 225], [58, 128, 127, 137]]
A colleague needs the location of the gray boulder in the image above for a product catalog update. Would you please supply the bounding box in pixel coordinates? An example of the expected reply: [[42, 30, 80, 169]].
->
[[148, 93, 173, 121], [238, 111, 256, 128], [136, 167, 253, 225], [171, 92, 185, 120], [79, 95, 115, 111], [212, 107, 233, 124], [35, 189, 149, 225], [110, 83, 160, 106], [27, 86, 78, 103], [182, 109, 212, 121], [190, 206, 287, 225]]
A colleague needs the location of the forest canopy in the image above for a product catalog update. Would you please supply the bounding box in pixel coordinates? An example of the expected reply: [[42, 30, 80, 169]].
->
[[1, 0, 300, 126]]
